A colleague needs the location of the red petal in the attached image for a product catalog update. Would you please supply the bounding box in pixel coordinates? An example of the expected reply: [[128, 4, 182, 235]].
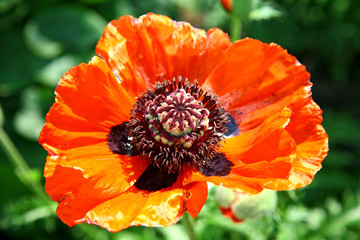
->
[[44, 144, 147, 226], [39, 56, 148, 226], [198, 38, 328, 191], [203, 38, 311, 131], [96, 13, 231, 98], [183, 181, 208, 219], [84, 185, 199, 232], [39, 56, 134, 150], [185, 108, 295, 193], [268, 98, 328, 189], [195, 28, 231, 85]]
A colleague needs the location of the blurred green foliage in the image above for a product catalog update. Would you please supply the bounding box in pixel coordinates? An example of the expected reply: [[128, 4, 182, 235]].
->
[[0, 0, 359, 239]]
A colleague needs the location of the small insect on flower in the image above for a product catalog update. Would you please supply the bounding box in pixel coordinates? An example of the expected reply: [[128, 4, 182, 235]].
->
[[39, 13, 328, 232]]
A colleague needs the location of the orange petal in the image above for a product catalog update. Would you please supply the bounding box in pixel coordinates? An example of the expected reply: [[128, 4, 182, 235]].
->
[[39, 56, 134, 151], [203, 38, 311, 131], [44, 142, 147, 194], [195, 28, 232, 85], [39, 56, 147, 226], [184, 108, 296, 193], [96, 13, 231, 98], [44, 143, 147, 227], [266, 98, 329, 190], [84, 188, 148, 231], [183, 181, 208, 219], [201, 38, 328, 191], [84, 184, 202, 232], [221, 108, 294, 164], [186, 101, 327, 193], [49, 165, 117, 227]]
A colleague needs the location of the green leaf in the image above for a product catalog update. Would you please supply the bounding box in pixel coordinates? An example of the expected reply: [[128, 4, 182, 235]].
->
[[35, 54, 87, 87], [0, 0, 28, 31], [13, 87, 46, 141], [0, 28, 43, 97], [0, 162, 29, 205], [23, 4, 107, 59], [23, 20, 64, 59], [249, 4, 282, 21], [0, 196, 56, 229], [0, 0, 20, 13], [14, 109, 45, 141], [325, 198, 343, 216]]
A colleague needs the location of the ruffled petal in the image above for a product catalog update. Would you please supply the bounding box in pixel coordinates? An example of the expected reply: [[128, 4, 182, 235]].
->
[[200, 38, 328, 191], [203, 38, 311, 131], [84, 182, 204, 232], [39, 56, 134, 150], [96, 13, 231, 98], [266, 98, 328, 189], [44, 142, 147, 195], [39, 56, 147, 226], [184, 108, 296, 193], [44, 142, 148, 226], [185, 101, 327, 193], [195, 28, 232, 85]]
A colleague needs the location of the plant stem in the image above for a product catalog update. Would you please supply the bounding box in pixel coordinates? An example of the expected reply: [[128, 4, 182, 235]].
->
[[182, 212, 197, 240], [230, 16, 242, 42], [0, 127, 49, 203]]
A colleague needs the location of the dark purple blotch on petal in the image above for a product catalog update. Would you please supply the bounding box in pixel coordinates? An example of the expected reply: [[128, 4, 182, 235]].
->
[[108, 122, 139, 156], [134, 164, 178, 191], [199, 153, 233, 177]]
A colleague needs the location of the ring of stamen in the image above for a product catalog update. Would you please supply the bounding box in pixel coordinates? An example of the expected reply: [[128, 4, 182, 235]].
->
[[128, 77, 229, 173]]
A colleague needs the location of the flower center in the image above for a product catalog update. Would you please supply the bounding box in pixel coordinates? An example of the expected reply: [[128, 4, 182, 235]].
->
[[127, 78, 229, 173], [145, 89, 209, 148]]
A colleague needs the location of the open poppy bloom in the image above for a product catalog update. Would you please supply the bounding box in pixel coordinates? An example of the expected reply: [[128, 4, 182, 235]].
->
[[39, 13, 328, 232]]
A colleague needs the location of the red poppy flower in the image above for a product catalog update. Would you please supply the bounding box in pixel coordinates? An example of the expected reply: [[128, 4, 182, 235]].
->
[[39, 13, 328, 232]]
